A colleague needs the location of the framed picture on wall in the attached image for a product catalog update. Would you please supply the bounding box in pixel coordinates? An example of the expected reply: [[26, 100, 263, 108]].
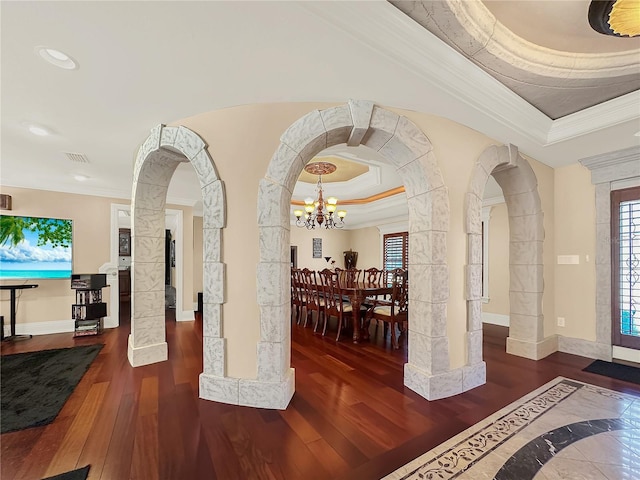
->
[[119, 229, 131, 256], [312, 238, 322, 258]]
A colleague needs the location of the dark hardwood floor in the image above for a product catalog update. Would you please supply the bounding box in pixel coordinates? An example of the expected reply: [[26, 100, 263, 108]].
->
[[2, 313, 639, 480]]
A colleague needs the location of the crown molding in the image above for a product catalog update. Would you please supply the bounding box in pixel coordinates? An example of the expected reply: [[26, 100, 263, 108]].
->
[[548, 91, 640, 144], [447, 0, 640, 78], [580, 145, 640, 170], [299, 2, 552, 145], [300, 2, 639, 149], [579, 145, 640, 184]]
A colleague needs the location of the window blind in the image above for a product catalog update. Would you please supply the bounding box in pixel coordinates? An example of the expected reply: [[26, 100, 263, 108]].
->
[[383, 232, 408, 271]]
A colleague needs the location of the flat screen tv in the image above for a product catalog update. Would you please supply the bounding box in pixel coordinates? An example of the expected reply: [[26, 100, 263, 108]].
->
[[0, 215, 73, 280]]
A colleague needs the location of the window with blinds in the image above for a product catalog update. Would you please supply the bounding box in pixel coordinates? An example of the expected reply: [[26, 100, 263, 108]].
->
[[383, 232, 408, 271]]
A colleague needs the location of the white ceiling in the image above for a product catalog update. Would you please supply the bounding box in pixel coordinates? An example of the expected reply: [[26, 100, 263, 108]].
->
[[1, 1, 639, 228]]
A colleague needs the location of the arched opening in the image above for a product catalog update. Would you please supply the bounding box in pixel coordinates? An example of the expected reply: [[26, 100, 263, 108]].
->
[[129, 125, 226, 369], [465, 144, 552, 376], [245, 100, 457, 408]]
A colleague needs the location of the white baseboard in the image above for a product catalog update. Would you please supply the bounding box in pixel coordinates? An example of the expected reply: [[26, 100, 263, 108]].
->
[[3, 318, 119, 337], [12, 319, 75, 336], [177, 309, 195, 322], [103, 315, 119, 329], [612, 345, 640, 364], [482, 312, 510, 327]]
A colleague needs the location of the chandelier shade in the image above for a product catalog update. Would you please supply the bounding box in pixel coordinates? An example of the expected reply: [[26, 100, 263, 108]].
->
[[294, 162, 346, 229]]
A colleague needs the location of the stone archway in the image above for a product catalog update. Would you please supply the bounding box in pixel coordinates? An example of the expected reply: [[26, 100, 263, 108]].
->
[[129, 125, 226, 372], [465, 144, 554, 369], [240, 99, 460, 409]]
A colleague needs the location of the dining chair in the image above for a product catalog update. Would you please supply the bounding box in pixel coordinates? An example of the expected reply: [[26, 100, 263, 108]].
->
[[334, 267, 362, 288], [291, 268, 307, 325], [362, 267, 387, 307], [363, 267, 385, 287], [364, 268, 408, 349], [300, 268, 324, 331], [318, 268, 367, 341]]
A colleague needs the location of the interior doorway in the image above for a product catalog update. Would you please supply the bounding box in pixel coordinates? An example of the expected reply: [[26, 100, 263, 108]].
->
[[110, 204, 184, 328]]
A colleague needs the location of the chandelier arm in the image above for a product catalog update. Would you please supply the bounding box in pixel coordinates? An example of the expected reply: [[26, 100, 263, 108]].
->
[[293, 164, 346, 230]]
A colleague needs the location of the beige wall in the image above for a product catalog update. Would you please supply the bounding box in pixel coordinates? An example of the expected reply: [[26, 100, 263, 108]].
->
[[290, 227, 351, 270], [0, 187, 196, 327], [349, 227, 381, 269], [553, 163, 596, 341], [483, 202, 510, 316], [0, 187, 114, 325], [289, 226, 381, 271]]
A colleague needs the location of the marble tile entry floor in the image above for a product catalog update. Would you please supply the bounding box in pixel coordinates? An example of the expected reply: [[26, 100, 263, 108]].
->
[[384, 377, 640, 480]]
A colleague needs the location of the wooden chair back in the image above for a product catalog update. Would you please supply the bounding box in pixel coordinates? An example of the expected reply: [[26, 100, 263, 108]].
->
[[300, 268, 323, 328], [334, 268, 362, 288], [291, 268, 306, 325], [363, 267, 385, 287]]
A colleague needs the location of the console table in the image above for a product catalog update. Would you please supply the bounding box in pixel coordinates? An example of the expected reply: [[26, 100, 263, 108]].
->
[[1, 284, 38, 341]]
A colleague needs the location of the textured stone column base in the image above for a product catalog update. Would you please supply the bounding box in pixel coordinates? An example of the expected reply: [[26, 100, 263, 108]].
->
[[200, 368, 295, 410], [404, 363, 463, 400], [506, 335, 558, 360], [557, 336, 612, 361], [127, 335, 168, 367], [462, 361, 486, 391]]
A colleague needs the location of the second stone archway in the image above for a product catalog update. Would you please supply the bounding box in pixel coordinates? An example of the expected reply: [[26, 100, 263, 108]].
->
[[228, 99, 462, 409], [465, 144, 555, 371]]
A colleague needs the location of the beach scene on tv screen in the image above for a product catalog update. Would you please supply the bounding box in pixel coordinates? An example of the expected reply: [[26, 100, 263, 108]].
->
[[0, 216, 72, 280]]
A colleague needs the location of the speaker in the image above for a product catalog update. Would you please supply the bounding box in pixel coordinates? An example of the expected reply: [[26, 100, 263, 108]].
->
[[0, 194, 12, 210]]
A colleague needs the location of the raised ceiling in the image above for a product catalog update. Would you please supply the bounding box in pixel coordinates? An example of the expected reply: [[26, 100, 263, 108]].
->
[[391, 0, 640, 119], [298, 157, 369, 184]]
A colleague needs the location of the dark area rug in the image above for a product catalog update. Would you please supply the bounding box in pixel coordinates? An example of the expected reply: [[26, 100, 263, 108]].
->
[[42, 465, 90, 480], [1, 344, 103, 434], [583, 359, 640, 385]]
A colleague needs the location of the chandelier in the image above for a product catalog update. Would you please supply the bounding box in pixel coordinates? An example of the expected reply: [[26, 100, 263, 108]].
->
[[293, 162, 346, 229]]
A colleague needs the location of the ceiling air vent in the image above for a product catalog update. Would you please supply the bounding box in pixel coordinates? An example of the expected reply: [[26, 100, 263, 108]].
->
[[64, 152, 89, 163]]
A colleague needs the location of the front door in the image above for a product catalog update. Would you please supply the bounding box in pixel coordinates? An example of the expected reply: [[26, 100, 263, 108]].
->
[[611, 186, 640, 350]]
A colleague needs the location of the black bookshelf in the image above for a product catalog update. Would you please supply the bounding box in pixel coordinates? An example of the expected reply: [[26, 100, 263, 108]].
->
[[71, 274, 108, 337]]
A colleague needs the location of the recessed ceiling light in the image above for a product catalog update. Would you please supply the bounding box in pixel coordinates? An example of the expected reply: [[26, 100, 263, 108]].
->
[[28, 124, 51, 136], [73, 174, 89, 182], [635, 131, 640, 137], [34, 46, 78, 70]]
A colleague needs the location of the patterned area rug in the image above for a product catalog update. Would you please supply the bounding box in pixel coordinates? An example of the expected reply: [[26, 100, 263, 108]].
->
[[384, 377, 640, 480]]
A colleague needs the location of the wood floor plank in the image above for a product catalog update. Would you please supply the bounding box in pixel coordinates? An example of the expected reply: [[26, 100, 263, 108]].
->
[[44, 381, 109, 477], [131, 413, 159, 480]]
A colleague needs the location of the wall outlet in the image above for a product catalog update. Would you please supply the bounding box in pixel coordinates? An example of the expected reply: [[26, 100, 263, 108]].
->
[[557, 317, 565, 327]]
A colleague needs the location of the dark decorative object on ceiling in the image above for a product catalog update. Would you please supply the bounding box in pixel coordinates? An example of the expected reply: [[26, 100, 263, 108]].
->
[[588, 0, 640, 37]]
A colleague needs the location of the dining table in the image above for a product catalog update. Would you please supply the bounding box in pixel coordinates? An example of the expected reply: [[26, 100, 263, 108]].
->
[[339, 282, 393, 343]]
